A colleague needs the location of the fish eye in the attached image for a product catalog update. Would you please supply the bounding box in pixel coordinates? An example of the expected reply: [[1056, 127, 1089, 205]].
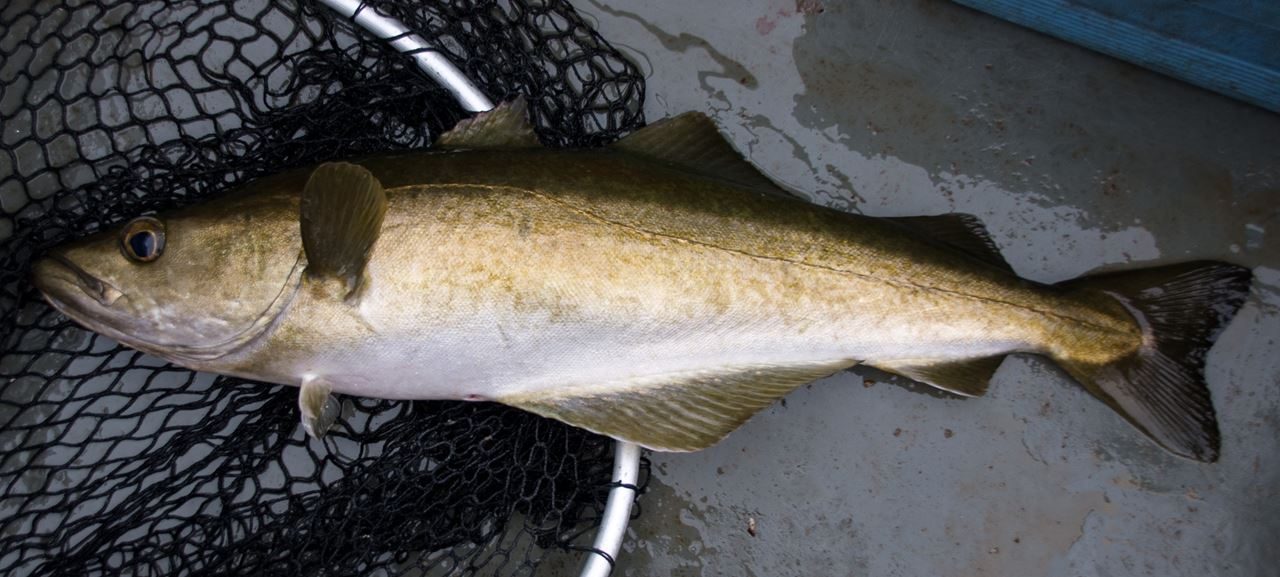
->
[[120, 216, 166, 263]]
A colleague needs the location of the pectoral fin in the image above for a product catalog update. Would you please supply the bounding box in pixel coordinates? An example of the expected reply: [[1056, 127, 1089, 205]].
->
[[869, 356, 1006, 397], [299, 376, 341, 439], [300, 162, 387, 294], [500, 359, 856, 452]]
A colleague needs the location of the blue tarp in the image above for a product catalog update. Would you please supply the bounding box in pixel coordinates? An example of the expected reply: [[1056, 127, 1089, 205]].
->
[[952, 0, 1280, 112]]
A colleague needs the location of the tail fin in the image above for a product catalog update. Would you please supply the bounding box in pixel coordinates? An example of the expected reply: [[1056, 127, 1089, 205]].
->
[[1057, 261, 1252, 462]]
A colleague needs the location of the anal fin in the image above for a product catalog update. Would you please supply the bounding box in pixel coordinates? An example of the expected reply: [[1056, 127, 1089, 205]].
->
[[501, 359, 856, 452], [869, 355, 1005, 397]]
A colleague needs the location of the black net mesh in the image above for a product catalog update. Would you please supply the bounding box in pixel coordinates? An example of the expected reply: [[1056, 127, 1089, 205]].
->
[[0, 1, 648, 575]]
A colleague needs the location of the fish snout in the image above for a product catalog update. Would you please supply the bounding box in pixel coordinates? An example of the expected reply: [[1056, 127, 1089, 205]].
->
[[32, 253, 123, 308]]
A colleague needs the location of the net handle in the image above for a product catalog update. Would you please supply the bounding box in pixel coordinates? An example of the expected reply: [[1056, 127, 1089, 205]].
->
[[317, 2, 642, 575], [580, 440, 643, 577], [316, 0, 494, 112]]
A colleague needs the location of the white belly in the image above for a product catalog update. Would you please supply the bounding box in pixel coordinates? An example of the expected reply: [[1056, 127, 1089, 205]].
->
[[305, 307, 1023, 402]]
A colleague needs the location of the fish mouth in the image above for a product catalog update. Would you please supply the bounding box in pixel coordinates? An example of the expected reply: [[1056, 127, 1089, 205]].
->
[[31, 254, 139, 355], [33, 254, 124, 308]]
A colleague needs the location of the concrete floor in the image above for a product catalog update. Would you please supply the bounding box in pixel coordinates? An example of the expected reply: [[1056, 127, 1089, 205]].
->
[[567, 1, 1280, 575]]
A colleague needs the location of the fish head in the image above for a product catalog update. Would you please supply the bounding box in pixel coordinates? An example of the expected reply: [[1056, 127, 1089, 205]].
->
[[31, 183, 305, 361]]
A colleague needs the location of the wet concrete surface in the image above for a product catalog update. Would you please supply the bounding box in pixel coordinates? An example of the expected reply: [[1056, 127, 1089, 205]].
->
[[573, 0, 1280, 575]]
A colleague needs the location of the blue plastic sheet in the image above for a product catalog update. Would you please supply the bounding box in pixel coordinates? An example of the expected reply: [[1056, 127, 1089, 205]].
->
[[953, 0, 1280, 112]]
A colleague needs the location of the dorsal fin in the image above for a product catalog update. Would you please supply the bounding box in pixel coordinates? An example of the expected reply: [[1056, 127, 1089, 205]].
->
[[500, 359, 856, 452], [436, 97, 541, 149], [886, 214, 1012, 271], [613, 112, 794, 197]]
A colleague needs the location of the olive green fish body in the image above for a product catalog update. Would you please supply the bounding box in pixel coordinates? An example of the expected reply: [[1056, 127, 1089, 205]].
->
[[213, 149, 1122, 397], [33, 101, 1252, 460]]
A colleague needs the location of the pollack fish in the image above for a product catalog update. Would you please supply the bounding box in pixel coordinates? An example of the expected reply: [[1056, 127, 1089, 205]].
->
[[32, 99, 1253, 461]]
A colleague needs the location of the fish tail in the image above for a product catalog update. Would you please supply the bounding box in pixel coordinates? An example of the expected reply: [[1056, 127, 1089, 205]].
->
[[1055, 261, 1252, 462]]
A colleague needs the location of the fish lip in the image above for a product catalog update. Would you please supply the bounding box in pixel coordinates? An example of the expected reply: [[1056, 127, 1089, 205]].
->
[[32, 261, 180, 363], [31, 255, 136, 353], [31, 255, 129, 346], [37, 253, 124, 307]]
